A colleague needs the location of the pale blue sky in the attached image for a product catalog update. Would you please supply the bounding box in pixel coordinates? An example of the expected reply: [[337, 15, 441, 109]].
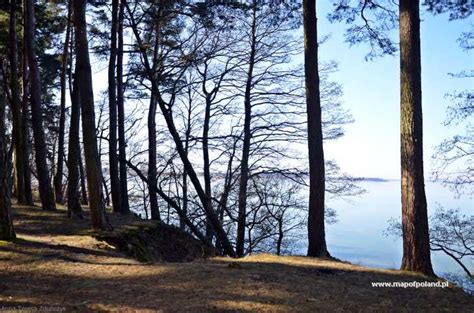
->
[[317, 4, 473, 179]]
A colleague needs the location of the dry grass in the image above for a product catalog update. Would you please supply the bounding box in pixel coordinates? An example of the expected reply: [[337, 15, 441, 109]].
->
[[0, 205, 472, 312]]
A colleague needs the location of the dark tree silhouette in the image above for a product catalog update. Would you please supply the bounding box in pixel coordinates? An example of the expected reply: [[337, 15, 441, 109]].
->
[[304, 0, 330, 257], [8, 0, 26, 204], [73, 0, 111, 230], [236, 0, 257, 257], [117, 0, 130, 214], [21, 35, 34, 206], [0, 67, 15, 240], [125, 1, 235, 256], [108, 0, 122, 214], [66, 72, 84, 219], [25, 0, 56, 211], [53, 1, 72, 205]]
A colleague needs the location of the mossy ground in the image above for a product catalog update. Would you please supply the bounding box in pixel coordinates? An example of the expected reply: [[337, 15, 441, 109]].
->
[[0, 205, 472, 312]]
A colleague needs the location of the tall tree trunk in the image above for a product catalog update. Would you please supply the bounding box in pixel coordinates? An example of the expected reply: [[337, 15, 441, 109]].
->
[[25, 0, 56, 211], [148, 90, 160, 220], [399, 0, 434, 276], [53, 2, 72, 204], [67, 73, 83, 219], [21, 26, 33, 206], [9, 0, 26, 204], [0, 68, 16, 240], [304, 0, 329, 257], [236, 1, 257, 257], [108, 0, 121, 214], [147, 13, 161, 221], [68, 27, 88, 208], [180, 91, 192, 230], [117, 0, 130, 214], [203, 94, 214, 242], [73, 0, 111, 231]]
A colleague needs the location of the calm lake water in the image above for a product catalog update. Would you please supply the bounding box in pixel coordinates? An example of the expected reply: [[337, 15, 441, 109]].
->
[[300, 180, 473, 277]]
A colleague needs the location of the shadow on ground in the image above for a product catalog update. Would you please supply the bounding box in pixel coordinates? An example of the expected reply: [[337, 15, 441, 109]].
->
[[0, 205, 472, 312]]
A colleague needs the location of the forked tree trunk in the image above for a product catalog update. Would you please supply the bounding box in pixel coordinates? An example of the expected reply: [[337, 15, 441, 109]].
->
[[125, 2, 235, 256], [236, 1, 257, 257], [303, 0, 329, 257], [67, 27, 88, 209], [399, 0, 434, 276], [73, 0, 111, 231], [25, 0, 56, 211]]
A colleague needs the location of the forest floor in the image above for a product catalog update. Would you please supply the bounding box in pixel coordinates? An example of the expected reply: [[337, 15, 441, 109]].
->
[[0, 205, 472, 312]]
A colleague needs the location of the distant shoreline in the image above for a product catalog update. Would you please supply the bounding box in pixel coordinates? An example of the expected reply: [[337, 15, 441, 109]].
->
[[357, 178, 444, 183], [358, 177, 394, 182]]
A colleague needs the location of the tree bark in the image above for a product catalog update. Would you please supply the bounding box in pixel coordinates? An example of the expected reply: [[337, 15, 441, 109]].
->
[[203, 87, 214, 242], [67, 82, 84, 218], [67, 70, 83, 219], [236, 1, 257, 257], [148, 90, 160, 220], [117, 0, 130, 214], [67, 28, 88, 207], [21, 28, 33, 206], [108, 0, 122, 214], [0, 68, 16, 240], [25, 0, 56, 211], [73, 0, 111, 231], [147, 11, 161, 221], [304, 0, 329, 257], [9, 0, 26, 204], [399, 0, 434, 276], [53, 1, 72, 204]]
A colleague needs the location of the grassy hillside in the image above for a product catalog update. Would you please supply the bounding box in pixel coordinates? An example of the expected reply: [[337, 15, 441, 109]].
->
[[0, 205, 472, 312]]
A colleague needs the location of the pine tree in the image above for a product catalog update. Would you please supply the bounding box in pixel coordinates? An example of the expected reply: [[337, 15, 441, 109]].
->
[[73, 0, 111, 230], [25, 0, 56, 211], [399, 0, 434, 276], [304, 0, 329, 257]]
